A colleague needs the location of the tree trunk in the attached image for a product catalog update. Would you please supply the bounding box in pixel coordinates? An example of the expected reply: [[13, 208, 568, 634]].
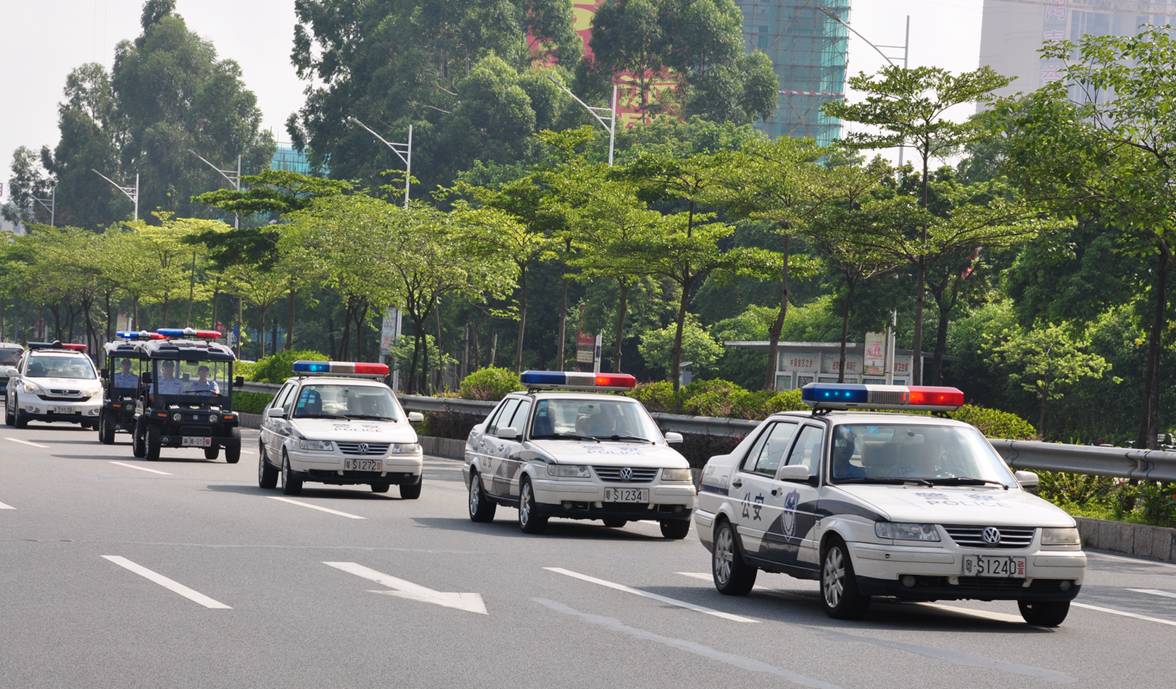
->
[[515, 265, 527, 373], [837, 280, 855, 383], [407, 315, 423, 395], [210, 289, 219, 332], [1137, 241, 1170, 449], [670, 281, 692, 393], [258, 307, 268, 358], [763, 236, 791, 391], [489, 331, 497, 369], [555, 252, 570, 369], [1038, 393, 1048, 441], [286, 287, 296, 350], [931, 300, 952, 385], [613, 280, 630, 372], [433, 306, 444, 392], [911, 259, 926, 385]]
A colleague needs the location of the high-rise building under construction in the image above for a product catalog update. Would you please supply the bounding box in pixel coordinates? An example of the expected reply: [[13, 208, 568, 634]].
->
[[733, 0, 851, 144]]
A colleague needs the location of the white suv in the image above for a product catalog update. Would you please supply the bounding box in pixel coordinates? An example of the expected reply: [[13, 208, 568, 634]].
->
[[5, 343, 102, 428]]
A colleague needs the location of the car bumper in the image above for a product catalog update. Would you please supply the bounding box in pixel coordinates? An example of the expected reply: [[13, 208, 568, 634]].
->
[[18, 396, 101, 422], [531, 478, 695, 521], [287, 449, 424, 483], [849, 541, 1086, 601]]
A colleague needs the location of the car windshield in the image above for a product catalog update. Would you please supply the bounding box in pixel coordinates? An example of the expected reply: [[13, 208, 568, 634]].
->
[[830, 423, 1015, 486], [530, 398, 661, 442], [0, 349, 21, 366], [292, 384, 399, 420], [26, 354, 96, 379], [153, 360, 229, 399]]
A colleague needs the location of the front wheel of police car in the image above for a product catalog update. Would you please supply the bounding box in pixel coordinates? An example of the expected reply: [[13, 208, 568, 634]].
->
[[712, 520, 757, 595], [518, 479, 548, 534], [468, 471, 497, 522], [821, 539, 871, 620], [1018, 600, 1070, 627]]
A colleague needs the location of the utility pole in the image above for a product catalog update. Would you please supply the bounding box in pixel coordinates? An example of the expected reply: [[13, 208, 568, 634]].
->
[[189, 150, 242, 228], [548, 76, 618, 166], [92, 170, 139, 221], [30, 186, 56, 227], [348, 117, 413, 207]]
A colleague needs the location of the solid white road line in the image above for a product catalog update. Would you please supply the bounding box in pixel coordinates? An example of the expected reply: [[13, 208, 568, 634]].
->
[[108, 461, 171, 476], [324, 561, 488, 615], [1073, 602, 1176, 628], [1087, 551, 1176, 571], [0, 499, 14, 510], [267, 496, 366, 520], [1128, 588, 1176, 600], [546, 567, 757, 624], [101, 555, 231, 609], [677, 571, 712, 582], [5, 437, 48, 448]]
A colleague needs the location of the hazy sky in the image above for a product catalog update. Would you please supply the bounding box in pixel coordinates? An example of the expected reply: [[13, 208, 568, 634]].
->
[[0, 0, 982, 193]]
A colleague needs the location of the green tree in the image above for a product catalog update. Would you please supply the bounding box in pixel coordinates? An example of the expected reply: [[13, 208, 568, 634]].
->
[[638, 314, 723, 378], [985, 322, 1112, 440], [994, 27, 1176, 448], [824, 66, 1012, 383], [2, 147, 54, 225]]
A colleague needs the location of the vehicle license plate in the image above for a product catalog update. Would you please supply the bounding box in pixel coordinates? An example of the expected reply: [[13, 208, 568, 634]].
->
[[962, 555, 1026, 578], [181, 436, 212, 447], [53, 406, 75, 414], [603, 487, 649, 503], [344, 458, 382, 472]]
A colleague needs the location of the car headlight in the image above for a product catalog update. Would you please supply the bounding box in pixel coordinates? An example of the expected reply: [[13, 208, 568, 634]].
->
[[390, 443, 421, 454], [21, 380, 44, 394], [548, 464, 591, 478], [297, 439, 335, 452], [1041, 527, 1081, 549], [661, 468, 693, 482], [875, 522, 941, 542]]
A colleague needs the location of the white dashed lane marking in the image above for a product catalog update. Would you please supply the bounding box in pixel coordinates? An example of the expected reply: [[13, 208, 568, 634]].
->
[[102, 555, 231, 610], [0, 499, 14, 510], [5, 437, 48, 448], [1128, 588, 1176, 600], [108, 461, 171, 476], [546, 567, 757, 624], [267, 496, 366, 520], [1073, 602, 1176, 628]]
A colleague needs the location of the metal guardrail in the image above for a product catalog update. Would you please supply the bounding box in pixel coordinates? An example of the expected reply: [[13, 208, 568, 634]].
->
[[234, 384, 1176, 480]]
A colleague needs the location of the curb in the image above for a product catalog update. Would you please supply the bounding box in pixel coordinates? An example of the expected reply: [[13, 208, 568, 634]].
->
[[1075, 517, 1176, 563]]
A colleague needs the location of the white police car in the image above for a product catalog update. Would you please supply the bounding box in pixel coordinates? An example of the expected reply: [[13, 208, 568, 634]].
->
[[258, 360, 425, 498], [5, 342, 102, 429], [463, 371, 696, 537], [695, 383, 1086, 627]]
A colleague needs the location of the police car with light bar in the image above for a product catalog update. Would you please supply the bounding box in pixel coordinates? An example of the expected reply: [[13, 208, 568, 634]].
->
[[258, 360, 426, 498], [132, 328, 243, 462], [463, 371, 696, 537], [97, 331, 163, 444], [695, 383, 1086, 627], [5, 341, 101, 429]]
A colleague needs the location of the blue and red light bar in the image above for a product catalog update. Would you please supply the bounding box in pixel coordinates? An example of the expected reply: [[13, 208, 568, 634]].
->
[[28, 341, 87, 352], [519, 370, 637, 391], [801, 383, 964, 411], [292, 360, 389, 378], [116, 330, 166, 341], [156, 327, 222, 340]]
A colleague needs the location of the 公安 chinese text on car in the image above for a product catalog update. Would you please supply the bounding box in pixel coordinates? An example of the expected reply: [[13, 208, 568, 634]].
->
[[463, 371, 695, 538], [694, 383, 1086, 627], [257, 360, 425, 498]]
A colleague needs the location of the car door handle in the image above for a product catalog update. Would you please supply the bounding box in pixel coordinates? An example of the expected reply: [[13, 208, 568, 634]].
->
[[731, 478, 743, 489]]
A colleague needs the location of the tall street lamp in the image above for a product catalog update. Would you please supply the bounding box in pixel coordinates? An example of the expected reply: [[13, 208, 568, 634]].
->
[[189, 150, 242, 229], [348, 117, 413, 208], [549, 76, 618, 166], [92, 169, 139, 221]]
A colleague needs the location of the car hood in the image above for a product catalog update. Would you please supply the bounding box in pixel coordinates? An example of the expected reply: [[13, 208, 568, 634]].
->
[[833, 484, 1076, 528], [527, 440, 688, 468], [290, 418, 419, 443], [28, 377, 101, 394]]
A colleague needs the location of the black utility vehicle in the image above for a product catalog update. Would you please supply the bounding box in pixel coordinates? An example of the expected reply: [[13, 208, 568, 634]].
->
[[132, 333, 244, 462], [98, 335, 152, 444]]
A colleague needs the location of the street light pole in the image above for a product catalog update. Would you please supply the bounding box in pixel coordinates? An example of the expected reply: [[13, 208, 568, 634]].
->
[[190, 150, 242, 229], [31, 186, 55, 227], [92, 169, 139, 221], [548, 76, 618, 166], [348, 117, 413, 208]]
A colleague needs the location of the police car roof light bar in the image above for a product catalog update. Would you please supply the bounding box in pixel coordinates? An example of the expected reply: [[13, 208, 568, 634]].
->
[[801, 382, 964, 412], [116, 330, 166, 341], [27, 341, 87, 352], [519, 370, 637, 391], [156, 327, 222, 340], [292, 360, 390, 379]]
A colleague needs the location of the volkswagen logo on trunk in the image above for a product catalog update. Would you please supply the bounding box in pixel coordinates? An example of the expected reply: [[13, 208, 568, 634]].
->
[[618, 467, 633, 482], [358, 442, 370, 455], [981, 526, 1001, 545]]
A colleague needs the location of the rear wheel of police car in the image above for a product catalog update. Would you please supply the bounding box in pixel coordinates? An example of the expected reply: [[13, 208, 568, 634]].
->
[[223, 429, 241, 464], [517, 477, 548, 534], [602, 518, 627, 528], [660, 519, 690, 540], [712, 519, 756, 595], [257, 444, 278, 489], [132, 420, 146, 458], [1018, 600, 1070, 627], [468, 470, 497, 522], [12, 395, 28, 429], [98, 411, 115, 444], [280, 451, 303, 496], [821, 537, 870, 619], [145, 425, 162, 461]]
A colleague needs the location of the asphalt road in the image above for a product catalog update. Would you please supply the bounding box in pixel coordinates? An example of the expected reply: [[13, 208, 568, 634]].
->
[[3, 422, 1176, 689]]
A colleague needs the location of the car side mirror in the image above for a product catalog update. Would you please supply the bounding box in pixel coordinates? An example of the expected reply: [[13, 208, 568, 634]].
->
[[234, 376, 245, 388], [266, 406, 286, 419], [664, 431, 684, 445], [407, 411, 424, 423], [777, 465, 813, 483], [1015, 470, 1040, 490], [495, 427, 521, 441]]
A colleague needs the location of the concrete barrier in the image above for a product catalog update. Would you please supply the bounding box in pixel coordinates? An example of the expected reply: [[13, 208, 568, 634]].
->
[[420, 436, 465, 460], [1075, 517, 1176, 563]]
